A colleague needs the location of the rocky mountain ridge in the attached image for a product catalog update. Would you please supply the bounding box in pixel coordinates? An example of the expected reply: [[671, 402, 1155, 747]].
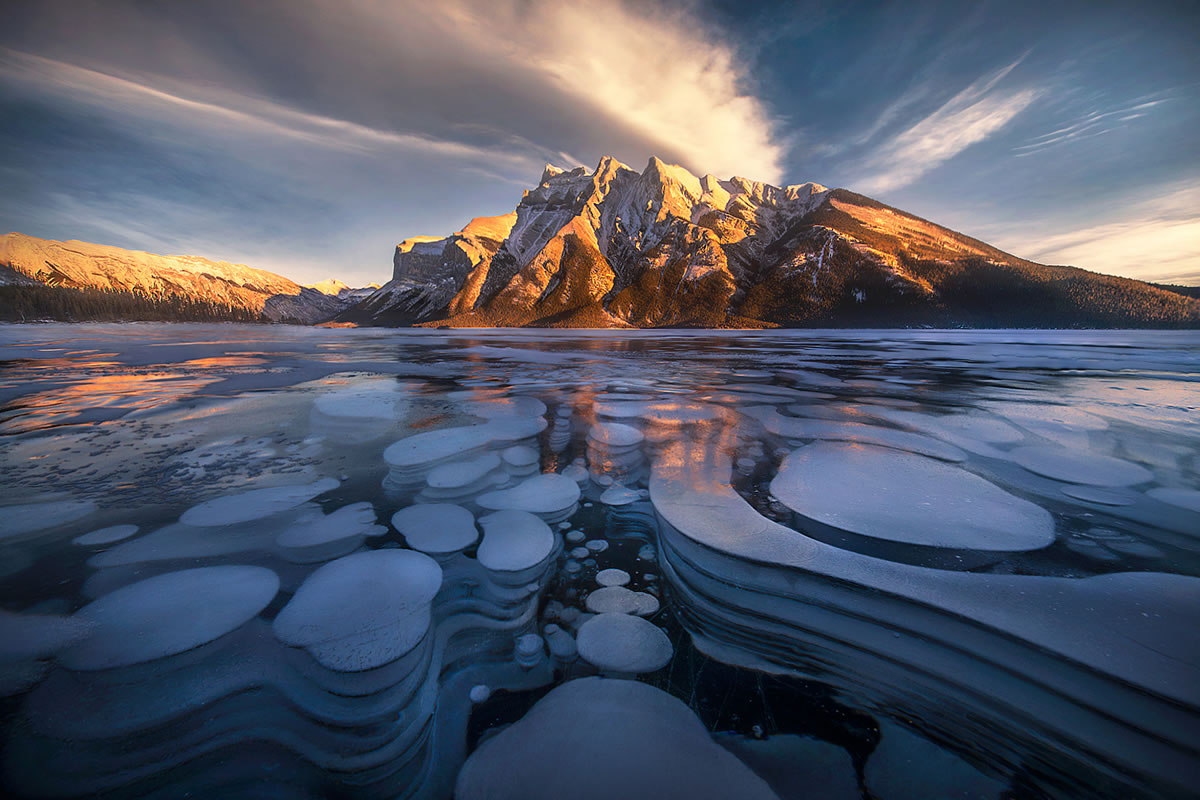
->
[[338, 156, 1199, 329], [0, 233, 371, 324]]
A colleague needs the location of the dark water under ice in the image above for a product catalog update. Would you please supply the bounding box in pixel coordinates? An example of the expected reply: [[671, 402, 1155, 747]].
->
[[0, 323, 1197, 799]]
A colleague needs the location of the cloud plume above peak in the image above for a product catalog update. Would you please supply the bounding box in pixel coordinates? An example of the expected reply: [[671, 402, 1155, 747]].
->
[[431, 0, 786, 181]]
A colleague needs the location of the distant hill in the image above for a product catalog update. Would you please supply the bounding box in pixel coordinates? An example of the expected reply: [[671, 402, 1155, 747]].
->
[[337, 157, 1199, 329], [0, 233, 370, 324]]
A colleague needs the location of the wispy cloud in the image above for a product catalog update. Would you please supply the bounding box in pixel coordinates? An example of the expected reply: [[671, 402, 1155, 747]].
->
[[0, 48, 549, 174], [995, 181, 1200, 283], [1012, 94, 1170, 157], [852, 57, 1041, 194]]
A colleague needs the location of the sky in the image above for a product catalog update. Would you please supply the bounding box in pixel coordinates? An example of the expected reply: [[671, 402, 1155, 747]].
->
[[0, 0, 1197, 287]]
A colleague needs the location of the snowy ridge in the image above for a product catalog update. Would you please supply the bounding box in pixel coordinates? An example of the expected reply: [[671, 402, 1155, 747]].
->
[[337, 155, 1200, 328], [0, 233, 371, 323]]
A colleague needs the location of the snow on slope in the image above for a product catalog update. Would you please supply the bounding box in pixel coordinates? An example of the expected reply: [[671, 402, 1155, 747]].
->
[[0, 233, 354, 323]]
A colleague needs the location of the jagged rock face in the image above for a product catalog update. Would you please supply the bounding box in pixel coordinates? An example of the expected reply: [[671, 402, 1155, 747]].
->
[[340, 156, 1200, 329], [0, 233, 365, 324]]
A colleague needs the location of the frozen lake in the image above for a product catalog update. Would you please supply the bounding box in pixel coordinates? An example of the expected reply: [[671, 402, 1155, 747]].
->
[[0, 323, 1197, 799]]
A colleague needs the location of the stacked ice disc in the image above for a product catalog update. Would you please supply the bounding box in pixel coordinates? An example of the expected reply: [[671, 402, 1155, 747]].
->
[[456, 678, 776, 800], [500, 445, 540, 479], [477, 474, 581, 526], [418, 452, 510, 504], [382, 417, 547, 496], [80, 479, 384, 596], [7, 537, 564, 800], [594, 398, 724, 443], [649, 439, 1200, 798], [548, 405, 572, 453], [308, 379, 412, 443], [6, 566, 292, 797], [586, 422, 646, 484]]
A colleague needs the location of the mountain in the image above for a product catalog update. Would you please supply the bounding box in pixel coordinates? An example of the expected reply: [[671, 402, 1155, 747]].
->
[[0, 234, 371, 324], [337, 157, 1200, 329]]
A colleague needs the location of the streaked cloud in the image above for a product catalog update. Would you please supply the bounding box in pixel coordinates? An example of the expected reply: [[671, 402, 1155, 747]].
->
[[852, 58, 1041, 194], [1013, 94, 1171, 157], [0, 48, 548, 174]]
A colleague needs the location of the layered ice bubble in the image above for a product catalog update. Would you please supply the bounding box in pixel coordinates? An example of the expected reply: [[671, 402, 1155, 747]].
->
[[60, 566, 279, 671], [391, 503, 480, 555], [476, 510, 556, 573], [576, 614, 672, 674], [771, 442, 1055, 557], [1010, 446, 1153, 487], [456, 678, 777, 800], [180, 478, 338, 527], [272, 550, 441, 671]]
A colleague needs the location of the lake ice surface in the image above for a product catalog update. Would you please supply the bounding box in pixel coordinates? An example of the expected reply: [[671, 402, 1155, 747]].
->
[[0, 323, 1197, 799]]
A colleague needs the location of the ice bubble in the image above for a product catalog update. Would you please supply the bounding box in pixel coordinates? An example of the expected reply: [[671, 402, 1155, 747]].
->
[[592, 473, 615, 487], [0, 499, 99, 541], [565, 560, 582, 575], [544, 624, 578, 661], [60, 566, 279, 671], [478, 474, 581, 515], [469, 684, 492, 703], [462, 395, 547, 420], [596, 568, 631, 587], [180, 478, 338, 527], [562, 463, 590, 486], [588, 421, 644, 447], [1148, 487, 1200, 513], [313, 383, 409, 420], [477, 510, 556, 573], [983, 401, 1109, 431], [565, 529, 586, 544], [1104, 539, 1165, 559], [557, 522, 571, 530], [273, 550, 441, 671], [759, 409, 966, 462], [73, 524, 139, 547], [772, 443, 1055, 554], [570, 547, 590, 559], [599, 484, 640, 506], [502, 445, 539, 469], [384, 418, 547, 469], [585, 587, 659, 616], [1061, 485, 1138, 506], [637, 544, 657, 561], [456, 678, 777, 800], [585, 539, 609, 553], [391, 503, 479, 555], [1010, 446, 1153, 487], [576, 615, 673, 673], [426, 453, 502, 490], [275, 502, 386, 562], [515, 633, 544, 668], [1065, 538, 1122, 563]]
